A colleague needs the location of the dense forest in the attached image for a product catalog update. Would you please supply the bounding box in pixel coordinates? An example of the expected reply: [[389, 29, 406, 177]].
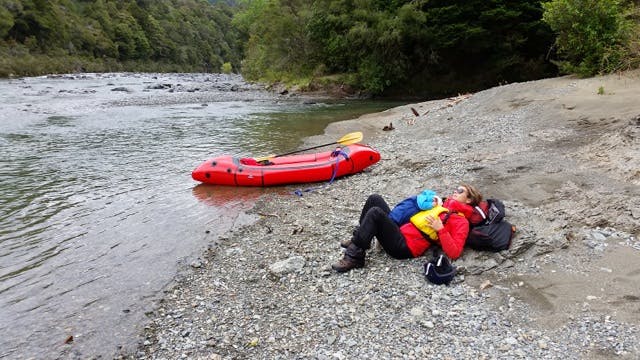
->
[[0, 0, 243, 75], [235, 0, 559, 96], [1, 0, 639, 97]]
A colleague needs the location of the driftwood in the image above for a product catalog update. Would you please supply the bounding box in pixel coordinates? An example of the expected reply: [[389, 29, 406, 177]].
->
[[406, 93, 472, 125]]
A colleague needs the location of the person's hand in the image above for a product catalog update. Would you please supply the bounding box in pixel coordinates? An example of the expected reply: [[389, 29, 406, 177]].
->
[[426, 215, 444, 232]]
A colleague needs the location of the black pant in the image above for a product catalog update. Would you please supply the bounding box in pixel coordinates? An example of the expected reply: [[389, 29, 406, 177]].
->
[[352, 194, 412, 259]]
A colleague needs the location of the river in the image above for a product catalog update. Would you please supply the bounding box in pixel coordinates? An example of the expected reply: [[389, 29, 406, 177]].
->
[[0, 73, 403, 358]]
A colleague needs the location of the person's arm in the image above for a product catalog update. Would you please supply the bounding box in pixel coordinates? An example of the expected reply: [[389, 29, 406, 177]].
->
[[389, 196, 419, 225], [431, 216, 468, 260]]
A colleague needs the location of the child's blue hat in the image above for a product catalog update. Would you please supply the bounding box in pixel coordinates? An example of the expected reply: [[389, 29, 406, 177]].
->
[[416, 189, 437, 210]]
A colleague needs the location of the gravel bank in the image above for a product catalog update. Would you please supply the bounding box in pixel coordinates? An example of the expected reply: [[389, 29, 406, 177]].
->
[[127, 71, 640, 359]]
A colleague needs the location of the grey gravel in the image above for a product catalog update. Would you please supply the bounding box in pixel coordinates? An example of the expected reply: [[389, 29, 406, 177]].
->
[[126, 72, 640, 359]]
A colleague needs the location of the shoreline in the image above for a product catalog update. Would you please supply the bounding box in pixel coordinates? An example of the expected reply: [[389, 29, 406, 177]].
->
[[127, 72, 640, 359]]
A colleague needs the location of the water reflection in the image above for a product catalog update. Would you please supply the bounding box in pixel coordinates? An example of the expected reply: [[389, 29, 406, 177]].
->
[[192, 184, 265, 208]]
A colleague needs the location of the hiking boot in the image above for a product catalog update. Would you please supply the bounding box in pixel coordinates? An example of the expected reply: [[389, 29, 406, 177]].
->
[[332, 244, 365, 272], [331, 256, 364, 272]]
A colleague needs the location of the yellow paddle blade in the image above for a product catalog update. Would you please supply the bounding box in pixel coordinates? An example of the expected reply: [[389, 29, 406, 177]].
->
[[337, 131, 363, 146], [254, 154, 276, 163]]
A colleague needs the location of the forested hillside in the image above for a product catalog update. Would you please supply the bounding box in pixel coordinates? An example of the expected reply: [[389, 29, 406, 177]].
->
[[0, 0, 242, 76], [2, 0, 638, 97], [235, 0, 639, 97]]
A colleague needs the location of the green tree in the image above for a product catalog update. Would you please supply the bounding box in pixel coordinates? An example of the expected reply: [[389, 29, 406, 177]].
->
[[143, 14, 175, 60], [542, 0, 639, 76], [8, 0, 71, 50], [0, 1, 19, 38], [306, 0, 409, 93], [236, 0, 318, 82]]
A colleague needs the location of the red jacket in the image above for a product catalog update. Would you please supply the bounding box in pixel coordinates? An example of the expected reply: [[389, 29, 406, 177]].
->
[[401, 198, 473, 259]]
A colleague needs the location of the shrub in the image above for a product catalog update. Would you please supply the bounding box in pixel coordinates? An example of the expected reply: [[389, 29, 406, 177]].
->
[[542, 0, 639, 76], [221, 62, 233, 74]]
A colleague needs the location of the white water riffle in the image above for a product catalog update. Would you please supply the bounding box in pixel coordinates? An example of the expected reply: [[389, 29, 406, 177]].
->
[[0, 73, 403, 358]]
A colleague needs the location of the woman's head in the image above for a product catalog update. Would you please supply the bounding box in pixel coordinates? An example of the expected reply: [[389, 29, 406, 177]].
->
[[451, 183, 482, 206]]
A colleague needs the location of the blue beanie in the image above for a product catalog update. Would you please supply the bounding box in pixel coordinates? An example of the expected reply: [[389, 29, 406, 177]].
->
[[416, 189, 437, 210]]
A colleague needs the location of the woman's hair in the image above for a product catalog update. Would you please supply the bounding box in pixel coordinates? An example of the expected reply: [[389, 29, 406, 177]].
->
[[462, 183, 483, 206]]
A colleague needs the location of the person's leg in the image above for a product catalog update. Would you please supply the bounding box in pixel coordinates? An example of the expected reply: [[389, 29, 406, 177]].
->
[[333, 207, 411, 272], [359, 194, 391, 224], [341, 194, 391, 248], [354, 207, 412, 259]]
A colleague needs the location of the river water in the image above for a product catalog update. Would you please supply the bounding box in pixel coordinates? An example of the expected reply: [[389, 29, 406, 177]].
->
[[0, 73, 402, 358]]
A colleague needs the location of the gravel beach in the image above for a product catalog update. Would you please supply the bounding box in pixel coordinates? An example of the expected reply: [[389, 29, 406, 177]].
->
[[127, 71, 640, 360]]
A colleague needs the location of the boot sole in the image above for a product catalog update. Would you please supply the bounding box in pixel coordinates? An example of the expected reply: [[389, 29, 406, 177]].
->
[[331, 263, 364, 272]]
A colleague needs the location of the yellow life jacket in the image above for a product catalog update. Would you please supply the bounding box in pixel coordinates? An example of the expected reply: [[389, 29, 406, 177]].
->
[[409, 205, 449, 241]]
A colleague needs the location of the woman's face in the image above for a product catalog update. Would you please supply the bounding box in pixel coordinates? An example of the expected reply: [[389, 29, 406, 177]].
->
[[451, 185, 472, 204]]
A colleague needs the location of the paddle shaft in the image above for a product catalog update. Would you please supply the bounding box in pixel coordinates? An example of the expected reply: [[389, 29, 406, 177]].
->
[[274, 140, 344, 158], [254, 131, 362, 162]]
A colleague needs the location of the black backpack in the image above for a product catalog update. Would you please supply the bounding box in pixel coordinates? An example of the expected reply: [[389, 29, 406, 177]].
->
[[466, 199, 515, 252]]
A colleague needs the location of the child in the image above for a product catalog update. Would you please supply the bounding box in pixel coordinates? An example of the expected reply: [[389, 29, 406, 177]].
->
[[409, 191, 448, 241]]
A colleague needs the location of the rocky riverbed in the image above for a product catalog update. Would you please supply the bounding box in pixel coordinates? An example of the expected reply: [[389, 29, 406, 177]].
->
[[126, 71, 640, 359]]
